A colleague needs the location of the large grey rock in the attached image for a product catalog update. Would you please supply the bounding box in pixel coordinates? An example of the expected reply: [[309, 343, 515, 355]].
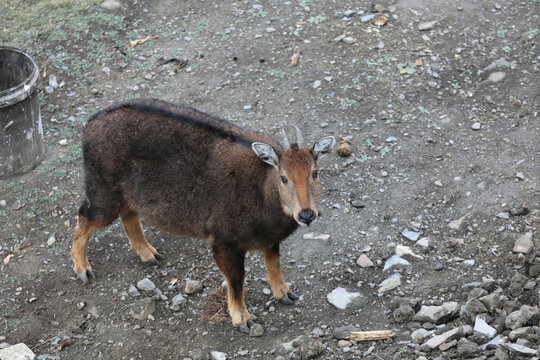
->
[[413, 302, 459, 324], [136, 278, 156, 292], [0, 343, 35, 360], [129, 298, 155, 320], [505, 305, 539, 330]]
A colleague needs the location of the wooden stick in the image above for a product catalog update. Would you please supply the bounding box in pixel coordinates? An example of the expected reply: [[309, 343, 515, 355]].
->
[[347, 330, 396, 341]]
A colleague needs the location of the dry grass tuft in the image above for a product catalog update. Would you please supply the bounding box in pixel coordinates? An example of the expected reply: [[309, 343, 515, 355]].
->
[[199, 286, 228, 324]]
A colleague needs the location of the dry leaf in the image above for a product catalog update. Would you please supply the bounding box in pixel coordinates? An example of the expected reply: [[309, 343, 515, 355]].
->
[[3, 254, 15, 264], [129, 35, 159, 48], [58, 338, 74, 351], [371, 14, 388, 26], [415, 59, 423, 66], [290, 47, 300, 67], [18, 241, 31, 251]]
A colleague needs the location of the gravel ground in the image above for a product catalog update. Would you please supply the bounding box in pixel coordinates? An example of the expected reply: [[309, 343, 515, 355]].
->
[[0, 0, 539, 359]]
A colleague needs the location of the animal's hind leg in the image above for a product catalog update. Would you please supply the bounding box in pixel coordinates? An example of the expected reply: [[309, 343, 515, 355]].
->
[[71, 215, 102, 283], [120, 209, 163, 265]]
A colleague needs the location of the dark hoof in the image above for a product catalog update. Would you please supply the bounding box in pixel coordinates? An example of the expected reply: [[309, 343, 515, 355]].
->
[[287, 291, 299, 300], [76, 269, 96, 284], [239, 324, 250, 334], [145, 256, 161, 267], [278, 296, 294, 305], [154, 252, 165, 261]]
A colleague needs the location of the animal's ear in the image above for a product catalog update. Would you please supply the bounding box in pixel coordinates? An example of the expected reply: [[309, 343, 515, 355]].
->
[[312, 136, 336, 159], [252, 142, 279, 168]]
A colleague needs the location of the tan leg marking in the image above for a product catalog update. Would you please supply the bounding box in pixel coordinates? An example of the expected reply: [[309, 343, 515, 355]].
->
[[264, 247, 290, 299], [120, 210, 157, 262], [71, 215, 100, 279], [226, 281, 251, 326]]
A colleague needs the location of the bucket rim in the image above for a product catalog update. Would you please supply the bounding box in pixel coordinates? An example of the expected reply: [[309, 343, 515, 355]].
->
[[0, 45, 40, 108]]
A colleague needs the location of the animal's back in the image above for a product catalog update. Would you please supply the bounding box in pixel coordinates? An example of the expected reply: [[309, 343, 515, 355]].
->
[[81, 98, 283, 239]]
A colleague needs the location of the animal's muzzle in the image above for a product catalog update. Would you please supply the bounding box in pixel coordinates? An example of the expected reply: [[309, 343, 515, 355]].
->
[[298, 208, 316, 226]]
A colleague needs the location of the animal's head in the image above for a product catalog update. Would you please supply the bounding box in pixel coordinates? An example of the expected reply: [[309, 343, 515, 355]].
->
[[252, 128, 335, 226]]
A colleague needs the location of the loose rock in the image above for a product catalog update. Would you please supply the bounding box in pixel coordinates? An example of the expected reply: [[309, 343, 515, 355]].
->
[[378, 273, 402, 293], [249, 323, 264, 337], [356, 254, 374, 268], [129, 298, 155, 320], [210, 351, 227, 360], [418, 21, 437, 31], [327, 287, 361, 309], [0, 343, 35, 360], [413, 302, 459, 324], [184, 279, 203, 295], [136, 278, 156, 292]]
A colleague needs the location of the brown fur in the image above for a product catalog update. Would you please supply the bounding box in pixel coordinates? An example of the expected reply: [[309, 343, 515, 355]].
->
[[71, 98, 333, 327]]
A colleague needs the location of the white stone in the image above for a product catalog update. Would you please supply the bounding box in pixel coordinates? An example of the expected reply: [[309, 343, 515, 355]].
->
[[402, 229, 420, 241], [471, 122, 482, 130], [47, 236, 56, 247], [378, 273, 401, 293], [500, 343, 536, 356], [101, 0, 122, 10], [303, 232, 330, 241], [474, 317, 497, 339], [416, 237, 430, 248], [327, 287, 361, 309], [418, 21, 437, 31], [312, 80, 321, 89], [512, 233, 533, 253], [383, 255, 411, 271], [0, 343, 35, 360], [342, 37, 357, 44], [421, 328, 459, 350], [486, 71, 505, 83], [210, 351, 227, 360]]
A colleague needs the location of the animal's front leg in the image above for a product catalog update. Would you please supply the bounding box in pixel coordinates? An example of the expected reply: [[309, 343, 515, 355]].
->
[[211, 240, 252, 332], [264, 244, 298, 305]]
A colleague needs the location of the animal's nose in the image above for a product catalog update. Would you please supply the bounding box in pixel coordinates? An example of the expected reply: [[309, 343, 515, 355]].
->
[[298, 209, 316, 225]]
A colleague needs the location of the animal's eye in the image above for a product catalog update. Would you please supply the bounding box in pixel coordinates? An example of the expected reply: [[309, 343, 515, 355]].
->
[[312, 170, 319, 179], [280, 176, 288, 184]]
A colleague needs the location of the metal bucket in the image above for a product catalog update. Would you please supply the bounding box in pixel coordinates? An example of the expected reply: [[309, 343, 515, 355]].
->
[[0, 45, 44, 179]]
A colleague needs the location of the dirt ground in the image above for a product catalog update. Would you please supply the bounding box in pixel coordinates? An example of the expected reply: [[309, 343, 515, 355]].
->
[[0, 0, 538, 359]]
